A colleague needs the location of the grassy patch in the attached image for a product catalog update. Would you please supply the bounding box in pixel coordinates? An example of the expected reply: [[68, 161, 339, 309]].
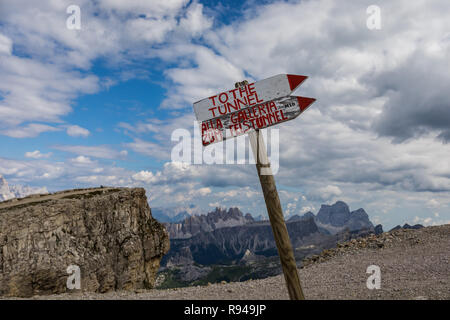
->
[[156, 269, 190, 289], [192, 265, 252, 286]]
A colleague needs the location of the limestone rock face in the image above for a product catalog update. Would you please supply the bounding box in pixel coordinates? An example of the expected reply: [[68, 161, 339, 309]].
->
[[164, 207, 253, 239], [316, 201, 374, 234], [0, 187, 169, 297]]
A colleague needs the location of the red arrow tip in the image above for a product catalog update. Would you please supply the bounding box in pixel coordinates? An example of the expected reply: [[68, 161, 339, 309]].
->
[[297, 97, 316, 111], [287, 74, 307, 91]]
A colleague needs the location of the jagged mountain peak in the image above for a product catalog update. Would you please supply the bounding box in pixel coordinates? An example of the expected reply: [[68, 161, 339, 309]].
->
[[0, 175, 48, 202], [164, 206, 254, 239], [317, 201, 351, 226], [315, 200, 373, 234]]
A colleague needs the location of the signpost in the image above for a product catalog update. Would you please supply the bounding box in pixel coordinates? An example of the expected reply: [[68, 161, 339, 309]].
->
[[193, 74, 316, 300], [194, 74, 315, 146]]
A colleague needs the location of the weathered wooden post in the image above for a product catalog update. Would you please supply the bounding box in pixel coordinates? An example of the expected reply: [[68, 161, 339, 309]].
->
[[193, 74, 316, 300], [248, 127, 305, 300]]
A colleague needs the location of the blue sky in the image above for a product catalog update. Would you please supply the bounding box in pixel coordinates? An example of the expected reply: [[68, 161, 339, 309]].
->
[[0, 0, 449, 229]]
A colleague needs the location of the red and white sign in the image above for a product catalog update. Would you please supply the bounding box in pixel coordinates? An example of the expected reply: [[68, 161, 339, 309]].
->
[[193, 74, 316, 146], [193, 74, 308, 121]]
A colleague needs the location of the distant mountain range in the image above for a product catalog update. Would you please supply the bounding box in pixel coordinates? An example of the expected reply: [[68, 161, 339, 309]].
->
[[389, 223, 424, 231], [0, 175, 48, 202], [163, 207, 255, 239], [156, 201, 379, 288], [162, 201, 374, 240]]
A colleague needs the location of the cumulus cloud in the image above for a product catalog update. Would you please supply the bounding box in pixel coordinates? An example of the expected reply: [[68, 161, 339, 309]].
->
[[179, 2, 213, 37], [66, 125, 90, 138], [0, 0, 212, 137], [161, 45, 245, 109], [308, 185, 343, 202], [0, 123, 61, 138], [70, 155, 95, 165], [24, 150, 52, 159], [0, 56, 99, 128], [132, 170, 158, 184]]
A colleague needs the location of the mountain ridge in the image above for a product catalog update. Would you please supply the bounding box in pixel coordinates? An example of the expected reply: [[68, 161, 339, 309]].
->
[[157, 201, 377, 287]]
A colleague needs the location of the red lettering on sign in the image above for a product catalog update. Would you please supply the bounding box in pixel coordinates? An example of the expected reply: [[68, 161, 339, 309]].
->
[[255, 92, 263, 104], [269, 101, 277, 113], [247, 83, 256, 95], [236, 97, 248, 109], [219, 92, 228, 104], [209, 106, 217, 117], [209, 95, 217, 106], [247, 94, 256, 106], [227, 101, 239, 113], [218, 104, 227, 115], [230, 88, 238, 100], [238, 85, 248, 98]]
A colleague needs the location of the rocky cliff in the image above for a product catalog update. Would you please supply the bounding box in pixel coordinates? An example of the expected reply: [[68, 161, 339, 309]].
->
[[0, 187, 169, 297]]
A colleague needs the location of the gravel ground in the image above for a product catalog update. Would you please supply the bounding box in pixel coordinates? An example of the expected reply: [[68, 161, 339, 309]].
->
[[3, 225, 449, 300]]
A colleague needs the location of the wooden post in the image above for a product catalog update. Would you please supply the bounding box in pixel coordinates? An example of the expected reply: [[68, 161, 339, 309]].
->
[[231, 80, 305, 300], [248, 129, 305, 300]]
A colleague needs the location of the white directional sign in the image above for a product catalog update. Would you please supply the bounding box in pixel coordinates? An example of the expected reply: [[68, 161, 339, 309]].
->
[[194, 74, 307, 122], [202, 95, 315, 145], [193, 74, 316, 146]]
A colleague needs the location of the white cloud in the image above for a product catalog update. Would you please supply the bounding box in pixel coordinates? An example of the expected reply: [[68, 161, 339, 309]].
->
[[413, 216, 434, 226], [300, 206, 315, 214], [98, 0, 189, 16], [132, 170, 158, 184], [427, 199, 440, 208], [24, 150, 52, 159], [70, 155, 94, 165], [308, 185, 342, 202], [0, 0, 211, 138], [0, 33, 12, 55], [208, 202, 221, 208], [161, 45, 245, 109], [0, 55, 99, 128], [66, 125, 90, 138], [179, 2, 213, 37], [125, 138, 171, 160], [0, 123, 61, 138], [52, 145, 127, 160], [195, 187, 211, 196]]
